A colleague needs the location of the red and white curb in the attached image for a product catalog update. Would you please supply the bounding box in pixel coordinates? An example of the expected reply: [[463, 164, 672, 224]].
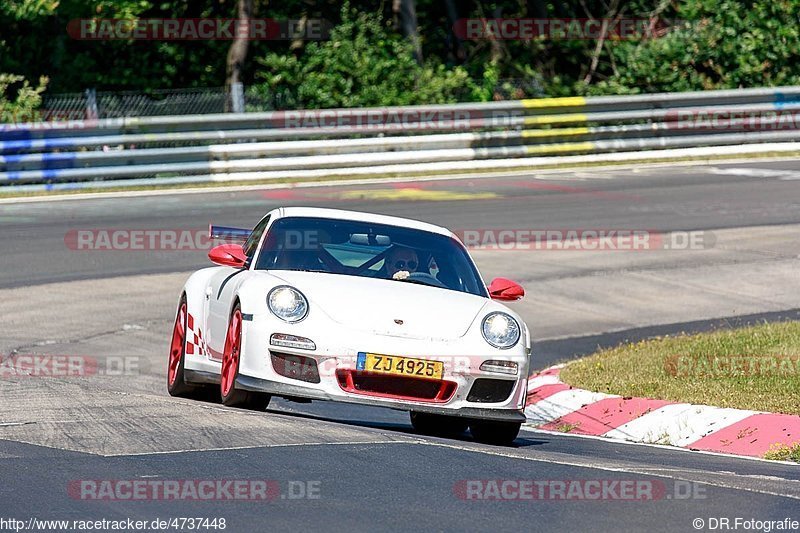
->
[[524, 365, 800, 458]]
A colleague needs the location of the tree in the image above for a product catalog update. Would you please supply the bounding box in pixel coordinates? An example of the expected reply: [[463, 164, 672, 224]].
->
[[225, 0, 255, 111], [393, 0, 422, 64], [252, 5, 476, 109], [586, 0, 800, 94], [0, 73, 48, 123]]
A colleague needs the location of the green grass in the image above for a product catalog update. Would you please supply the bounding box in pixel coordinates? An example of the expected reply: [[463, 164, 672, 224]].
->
[[764, 443, 800, 463], [560, 321, 800, 416]]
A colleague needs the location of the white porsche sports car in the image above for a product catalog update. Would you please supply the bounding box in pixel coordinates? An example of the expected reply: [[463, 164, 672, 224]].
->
[[168, 207, 530, 445]]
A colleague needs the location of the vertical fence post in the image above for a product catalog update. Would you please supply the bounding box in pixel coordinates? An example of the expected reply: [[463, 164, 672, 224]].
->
[[229, 82, 245, 113], [85, 88, 98, 120]]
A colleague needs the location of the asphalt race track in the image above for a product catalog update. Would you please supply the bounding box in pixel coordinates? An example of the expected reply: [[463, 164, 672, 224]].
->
[[1, 160, 799, 532]]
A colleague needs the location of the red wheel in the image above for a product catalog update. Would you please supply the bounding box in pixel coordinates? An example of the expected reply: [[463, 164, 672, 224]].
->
[[221, 308, 242, 398], [167, 295, 197, 397], [220, 303, 270, 410]]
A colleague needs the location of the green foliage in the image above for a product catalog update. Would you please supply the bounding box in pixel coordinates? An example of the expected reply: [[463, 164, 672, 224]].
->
[[0, 73, 48, 123], [0, 0, 59, 19], [2, 0, 800, 104], [252, 5, 479, 109], [586, 0, 800, 94], [0, 0, 230, 92], [469, 62, 501, 102], [764, 442, 800, 463]]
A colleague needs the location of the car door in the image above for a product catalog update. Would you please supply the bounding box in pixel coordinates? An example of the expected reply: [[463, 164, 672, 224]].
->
[[204, 215, 272, 359], [204, 268, 245, 360]]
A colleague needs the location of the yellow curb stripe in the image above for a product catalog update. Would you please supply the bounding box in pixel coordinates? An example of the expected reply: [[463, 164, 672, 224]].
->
[[520, 97, 587, 108], [524, 113, 589, 125], [525, 142, 595, 155], [521, 127, 590, 138]]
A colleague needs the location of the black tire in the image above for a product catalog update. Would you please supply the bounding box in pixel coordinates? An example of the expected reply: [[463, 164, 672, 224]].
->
[[410, 412, 469, 437], [220, 302, 271, 411], [469, 421, 522, 446], [167, 295, 200, 397], [223, 388, 271, 411]]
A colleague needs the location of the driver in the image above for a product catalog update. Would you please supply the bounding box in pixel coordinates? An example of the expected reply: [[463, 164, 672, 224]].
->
[[384, 246, 419, 279]]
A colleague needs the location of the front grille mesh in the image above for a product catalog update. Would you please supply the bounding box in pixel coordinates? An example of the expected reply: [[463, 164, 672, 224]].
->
[[270, 352, 320, 383], [467, 378, 515, 403]]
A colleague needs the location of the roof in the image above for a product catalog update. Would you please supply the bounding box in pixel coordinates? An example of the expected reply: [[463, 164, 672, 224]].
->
[[272, 207, 454, 237]]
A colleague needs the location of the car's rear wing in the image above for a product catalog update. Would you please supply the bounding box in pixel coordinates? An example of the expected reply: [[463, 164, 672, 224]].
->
[[209, 225, 251, 242]]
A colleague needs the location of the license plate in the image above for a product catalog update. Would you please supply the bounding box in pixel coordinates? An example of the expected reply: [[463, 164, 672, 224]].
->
[[357, 352, 444, 380]]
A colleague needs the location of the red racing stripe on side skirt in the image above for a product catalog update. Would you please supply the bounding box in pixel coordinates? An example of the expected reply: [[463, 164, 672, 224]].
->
[[538, 397, 674, 435], [684, 413, 800, 456]]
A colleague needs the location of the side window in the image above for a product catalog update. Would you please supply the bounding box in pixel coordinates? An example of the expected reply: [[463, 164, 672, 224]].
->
[[243, 215, 270, 258]]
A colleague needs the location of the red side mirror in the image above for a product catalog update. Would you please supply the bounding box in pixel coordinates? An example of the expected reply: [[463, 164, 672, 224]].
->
[[487, 277, 524, 301], [209, 244, 248, 268]]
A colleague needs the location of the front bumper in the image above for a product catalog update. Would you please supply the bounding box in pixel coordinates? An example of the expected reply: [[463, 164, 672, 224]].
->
[[236, 374, 526, 423], [229, 312, 530, 422]]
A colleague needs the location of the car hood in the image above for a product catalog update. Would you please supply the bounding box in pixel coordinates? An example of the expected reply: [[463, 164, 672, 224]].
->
[[269, 271, 489, 340]]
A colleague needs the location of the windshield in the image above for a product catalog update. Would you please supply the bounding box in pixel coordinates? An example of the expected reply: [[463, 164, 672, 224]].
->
[[254, 216, 488, 297]]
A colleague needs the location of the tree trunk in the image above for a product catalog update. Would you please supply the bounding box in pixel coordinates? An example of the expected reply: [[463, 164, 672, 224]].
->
[[489, 6, 504, 64], [225, 0, 254, 112], [526, 0, 548, 19], [443, 0, 465, 62], [393, 0, 423, 64]]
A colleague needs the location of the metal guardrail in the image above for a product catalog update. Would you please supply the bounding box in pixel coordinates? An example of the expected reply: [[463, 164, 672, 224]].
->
[[2, 86, 800, 187]]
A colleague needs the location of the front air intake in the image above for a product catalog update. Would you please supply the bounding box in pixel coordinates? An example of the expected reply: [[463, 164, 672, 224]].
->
[[467, 379, 515, 403], [270, 352, 320, 383]]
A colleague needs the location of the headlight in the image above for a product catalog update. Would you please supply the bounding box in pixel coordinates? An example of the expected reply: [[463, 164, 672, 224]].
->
[[481, 312, 520, 349], [267, 286, 308, 323]]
